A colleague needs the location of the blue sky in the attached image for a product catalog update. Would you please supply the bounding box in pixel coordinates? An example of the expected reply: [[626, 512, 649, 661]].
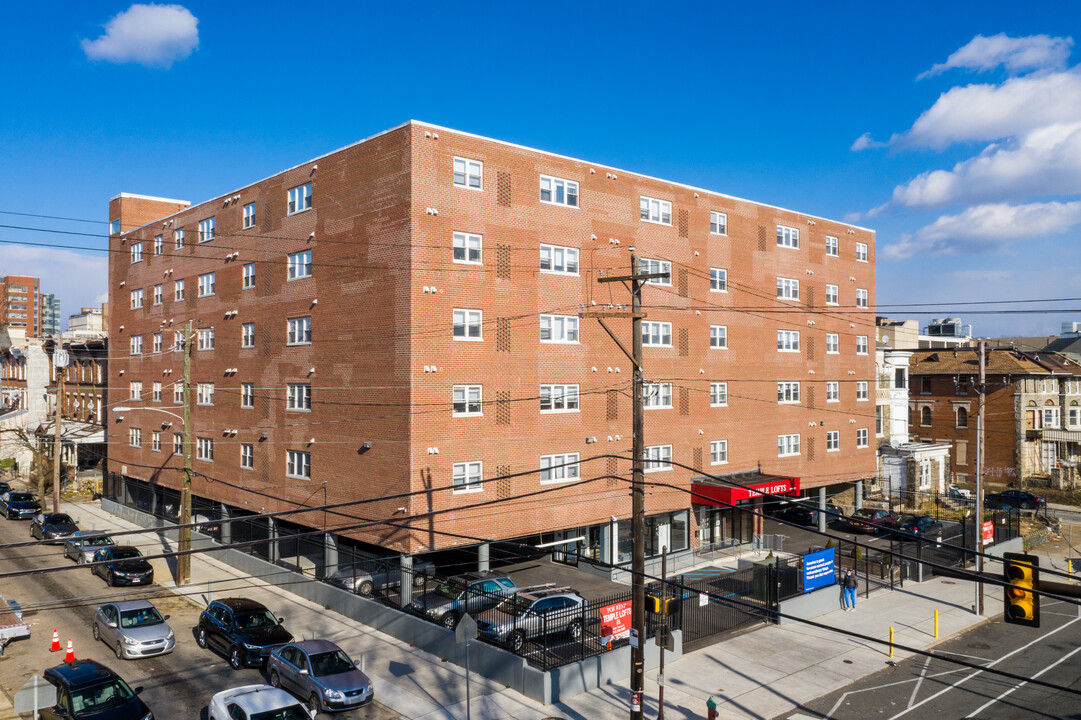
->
[[2, 2, 1080, 337]]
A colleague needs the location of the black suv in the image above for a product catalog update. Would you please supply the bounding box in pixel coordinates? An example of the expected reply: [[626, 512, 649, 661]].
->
[[40, 659, 152, 720], [197, 598, 293, 670], [407, 570, 518, 629]]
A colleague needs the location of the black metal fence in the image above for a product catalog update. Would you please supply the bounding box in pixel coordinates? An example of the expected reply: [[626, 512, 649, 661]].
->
[[665, 565, 772, 652]]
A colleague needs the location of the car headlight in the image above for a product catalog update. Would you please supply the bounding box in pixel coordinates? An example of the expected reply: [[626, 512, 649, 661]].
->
[[166, 630, 174, 640], [242, 642, 262, 651], [125, 636, 139, 645], [323, 688, 344, 701], [141, 713, 153, 720]]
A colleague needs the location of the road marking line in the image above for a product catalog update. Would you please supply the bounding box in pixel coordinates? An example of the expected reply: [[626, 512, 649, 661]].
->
[[907, 655, 931, 708], [963, 643, 1081, 718]]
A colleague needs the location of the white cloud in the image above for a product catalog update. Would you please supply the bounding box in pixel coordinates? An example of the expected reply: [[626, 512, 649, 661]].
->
[[850, 132, 886, 151], [918, 33, 1073, 79], [81, 4, 199, 69], [882, 201, 1081, 260]]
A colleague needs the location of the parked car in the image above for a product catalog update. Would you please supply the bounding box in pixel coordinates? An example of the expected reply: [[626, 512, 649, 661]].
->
[[0, 481, 10, 495], [30, 512, 80, 543], [267, 640, 374, 713], [947, 484, 972, 501], [39, 659, 152, 720], [64, 531, 116, 564], [887, 514, 944, 540], [476, 586, 588, 652], [0, 491, 41, 520], [93, 600, 175, 660], [90, 546, 154, 587], [327, 559, 435, 597], [985, 490, 1045, 510], [208, 684, 310, 720], [840, 508, 898, 534], [407, 570, 519, 629], [197, 598, 293, 670]]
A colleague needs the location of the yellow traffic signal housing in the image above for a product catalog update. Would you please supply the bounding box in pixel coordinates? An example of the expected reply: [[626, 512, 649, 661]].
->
[[1003, 552, 1040, 628], [645, 595, 678, 614]]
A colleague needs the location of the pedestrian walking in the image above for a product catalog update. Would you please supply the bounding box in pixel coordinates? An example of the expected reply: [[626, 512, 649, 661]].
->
[[843, 569, 858, 611]]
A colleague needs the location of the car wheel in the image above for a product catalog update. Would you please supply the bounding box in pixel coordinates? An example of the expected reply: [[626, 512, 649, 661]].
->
[[269, 670, 281, 688], [441, 612, 457, 630], [229, 645, 242, 670], [358, 580, 374, 597], [196, 627, 208, 649], [568, 620, 582, 640], [413, 574, 426, 587], [508, 631, 525, 653], [92, 624, 100, 641], [107, 571, 115, 587], [115, 642, 124, 660], [308, 693, 321, 715]]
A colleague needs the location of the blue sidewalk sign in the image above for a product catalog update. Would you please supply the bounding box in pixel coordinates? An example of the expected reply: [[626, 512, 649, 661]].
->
[[803, 549, 836, 593]]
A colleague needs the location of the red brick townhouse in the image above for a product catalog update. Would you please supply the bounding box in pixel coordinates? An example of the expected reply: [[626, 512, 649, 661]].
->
[[106, 121, 877, 575]]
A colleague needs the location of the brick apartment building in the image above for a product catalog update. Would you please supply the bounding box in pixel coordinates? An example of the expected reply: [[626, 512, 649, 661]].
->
[[107, 121, 877, 574], [0, 275, 42, 336]]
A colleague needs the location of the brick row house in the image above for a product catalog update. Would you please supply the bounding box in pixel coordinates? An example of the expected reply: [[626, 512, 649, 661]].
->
[[107, 121, 878, 576]]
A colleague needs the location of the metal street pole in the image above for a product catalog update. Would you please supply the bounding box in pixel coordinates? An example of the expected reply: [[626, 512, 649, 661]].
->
[[177, 321, 193, 585], [51, 364, 63, 512], [976, 339, 986, 615], [630, 252, 646, 720], [657, 545, 667, 720]]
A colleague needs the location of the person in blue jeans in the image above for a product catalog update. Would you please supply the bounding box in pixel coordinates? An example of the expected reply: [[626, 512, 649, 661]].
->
[[842, 569, 858, 611]]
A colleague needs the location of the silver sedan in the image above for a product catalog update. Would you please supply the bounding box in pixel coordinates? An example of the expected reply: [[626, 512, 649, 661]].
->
[[92, 599, 176, 659]]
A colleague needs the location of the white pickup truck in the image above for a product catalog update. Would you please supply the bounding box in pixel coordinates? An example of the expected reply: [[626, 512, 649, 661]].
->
[[0, 594, 30, 656]]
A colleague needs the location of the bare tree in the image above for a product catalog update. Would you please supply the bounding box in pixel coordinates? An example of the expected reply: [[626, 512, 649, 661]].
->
[[0, 426, 55, 510]]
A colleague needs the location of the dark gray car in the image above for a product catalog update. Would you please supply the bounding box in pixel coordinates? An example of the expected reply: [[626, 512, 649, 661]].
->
[[327, 559, 435, 597], [407, 571, 519, 629], [476, 586, 587, 651], [267, 639, 373, 714], [30, 512, 80, 543], [63, 531, 116, 563], [93, 599, 175, 660]]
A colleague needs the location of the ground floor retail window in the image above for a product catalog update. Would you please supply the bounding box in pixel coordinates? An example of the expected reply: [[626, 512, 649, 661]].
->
[[616, 510, 688, 564]]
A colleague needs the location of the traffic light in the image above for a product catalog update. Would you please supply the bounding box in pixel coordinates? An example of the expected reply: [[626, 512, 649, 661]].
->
[[1003, 552, 1040, 628], [645, 594, 677, 614]]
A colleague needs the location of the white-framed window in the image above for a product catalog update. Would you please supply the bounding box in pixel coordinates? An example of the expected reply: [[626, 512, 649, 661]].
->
[[777, 330, 800, 352], [856, 381, 868, 400], [540, 453, 580, 483], [856, 288, 868, 308], [777, 434, 800, 457], [826, 381, 839, 402], [453, 309, 482, 341], [199, 217, 215, 243], [129, 381, 142, 400], [642, 321, 672, 346], [453, 385, 482, 416], [857, 428, 869, 448], [198, 272, 215, 297], [826, 333, 839, 354], [287, 316, 312, 345], [1043, 407, 1061, 427], [642, 445, 672, 472], [452, 232, 482, 265], [710, 268, 727, 292], [152, 381, 162, 402], [242, 323, 255, 348], [453, 157, 483, 190], [154, 235, 163, 256], [130, 242, 143, 263], [130, 335, 142, 355], [130, 289, 143, 309], [777, 382, 800, 404], [243, 202, 256, 229], [241, 443, 254, 470], [153, 284, 163, 305], [173, 382, 183, 404], [777, 225, 799, 249], [639, 258, 672, 285], [242, 263, 255, 289], [856, 242, 868, 262], [288, 250, 312, 280], [173, 433, 183, 456], [710, 325, 728, 349], [129, 428, 141, 448], [877, 405, 884, 436], [174, 279, 185, 301], [825, 236, 838, 257], [197, 329, 215, 351], [640, 196, 672, 225], [174, 228, 185, 249], [710, 440, 728, 465], [197, 437, 214, 462], [540, 314, 579, 343], [826, 284, 838, 305], [197, 382, 214, 405], [827, 430, 839, 451], [287, 383, 311, 411], [151, 431, 161, 452], [710, 211, 727, 235], [1069, 407, 1081, 427], [710, 382, 728, 407], [643, 383, 673, 409], [288, 183, 312, 214], [153, 333, 162, 353], [540, 384, 579, 413], [857, 336, 869, 354], [241, 383, 254, 409], [110, 219, 121, 235], [287, 449, 310, 479], [452, 461, 483, 493], [540, 244, 579, 275], [539, 175, 578, 207], [777, 277, 799, 301]]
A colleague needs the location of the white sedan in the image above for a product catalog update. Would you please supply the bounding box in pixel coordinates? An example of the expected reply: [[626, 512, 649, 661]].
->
[[208, 685, 314, 720]]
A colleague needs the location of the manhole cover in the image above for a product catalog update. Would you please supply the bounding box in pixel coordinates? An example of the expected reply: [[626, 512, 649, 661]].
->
[[968, 642, 991, 650]]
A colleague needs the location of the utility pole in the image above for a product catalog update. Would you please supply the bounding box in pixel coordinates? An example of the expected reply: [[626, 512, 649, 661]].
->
[[976, 339, 986, 615], [589, 252, 667, 720], [657, 545, 668, 720], [51, 357, 64, 512], [177, 321, 193, 585]]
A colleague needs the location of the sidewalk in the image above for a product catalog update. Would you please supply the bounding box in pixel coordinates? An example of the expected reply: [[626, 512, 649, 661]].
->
[[24, 499, 1011, 719]]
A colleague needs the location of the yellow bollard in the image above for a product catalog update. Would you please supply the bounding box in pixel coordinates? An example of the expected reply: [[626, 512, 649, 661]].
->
[[934, 609, 939, 638], [889, 626, 894, 658]]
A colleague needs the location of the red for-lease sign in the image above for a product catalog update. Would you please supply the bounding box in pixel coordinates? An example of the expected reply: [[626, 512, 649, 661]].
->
[[983, 520, 994, 545], [600, 600, 633, 640]]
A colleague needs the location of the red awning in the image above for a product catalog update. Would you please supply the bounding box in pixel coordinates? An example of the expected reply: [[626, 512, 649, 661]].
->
[[692, 475, 800, 507]]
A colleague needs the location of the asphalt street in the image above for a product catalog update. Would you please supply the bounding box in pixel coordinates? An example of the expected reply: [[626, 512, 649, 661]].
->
[[0, 513, 402, 719]]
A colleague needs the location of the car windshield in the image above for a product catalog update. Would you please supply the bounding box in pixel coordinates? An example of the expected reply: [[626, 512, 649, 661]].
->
[[495, 596, 534, 617], [432, 580, 465, 601], [48, 514, 75, 525], [309, 650, 355, 677], [83, 535, 114, 547], [70, 679, 136, 714], [852, 509, 877, 520], [251, 704, 311, 720], [120, 606, 164, 628], [9, 493, 35, 503], [897, 514, 918, 524], [111, 548, 142, 560], [234, 609, 277, 630]]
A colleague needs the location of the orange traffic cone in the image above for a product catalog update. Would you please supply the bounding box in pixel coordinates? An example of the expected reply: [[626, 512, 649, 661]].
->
[[50, 629, 61, 652], [64, 640, 74, 662]]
